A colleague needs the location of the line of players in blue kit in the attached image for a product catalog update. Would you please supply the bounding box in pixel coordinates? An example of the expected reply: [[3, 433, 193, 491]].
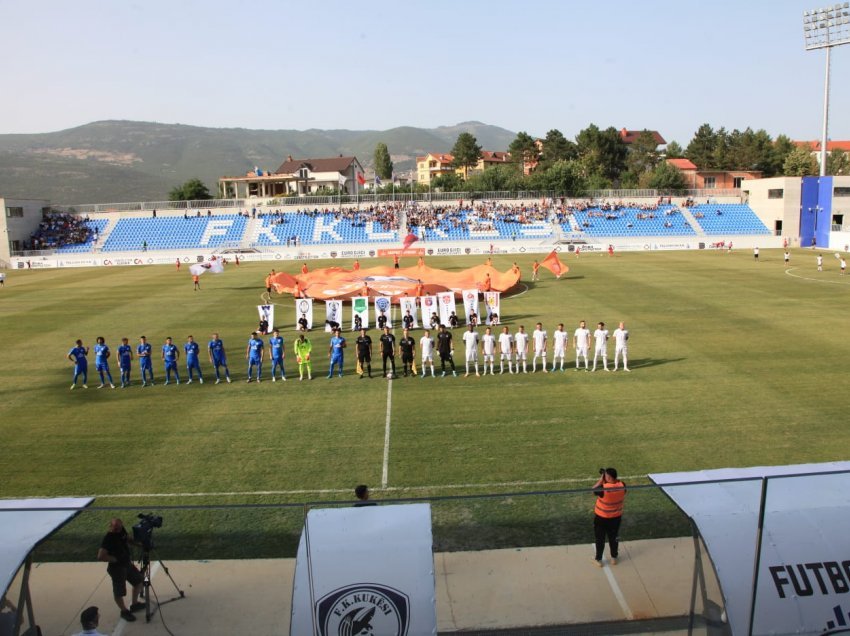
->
[[66, 329, 294, 389]]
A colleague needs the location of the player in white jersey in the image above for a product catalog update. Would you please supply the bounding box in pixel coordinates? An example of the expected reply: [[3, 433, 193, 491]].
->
[[531, 322, 548, 373], [817, 254, 823, 271], [419, 330, 436, 377], [592, 321, 609, 371], [481, 327, 497, 375], [498, 326, 514, 374], [612, 321, 630, 372], [551, 323, 568, 371], [514, 325, 529, 373], [462, 324, 480, 377], [574, 320, 591, 371]]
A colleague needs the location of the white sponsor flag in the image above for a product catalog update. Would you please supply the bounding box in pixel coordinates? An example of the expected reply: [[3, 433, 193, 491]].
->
[[399, 297, 420, 329], [437, 291, 456, 327], [420, 295, 439, 328], [325, 300, 343, 332], [257, 304, 275, 333], [351, 297, 370, 330], [374, 296, 393, 328], [189, 258, 224, 276], [484, 291, 501, 325], [295, 297, 313, 331], [461, 289, 479, 324]]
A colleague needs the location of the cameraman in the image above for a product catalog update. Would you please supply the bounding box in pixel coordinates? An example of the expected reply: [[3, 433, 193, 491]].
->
[[592, 468, 626, 567], [96, 518, 144, 622]]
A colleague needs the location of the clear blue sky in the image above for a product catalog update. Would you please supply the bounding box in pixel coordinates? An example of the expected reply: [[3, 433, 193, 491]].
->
[[1, 0, 847, 146]]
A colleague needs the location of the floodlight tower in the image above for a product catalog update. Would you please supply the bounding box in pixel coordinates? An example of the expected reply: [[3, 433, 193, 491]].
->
[[803, 3, 850, 176]]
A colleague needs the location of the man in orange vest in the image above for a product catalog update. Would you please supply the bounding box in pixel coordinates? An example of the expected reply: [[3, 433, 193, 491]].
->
[[592, 467, 626, 567]]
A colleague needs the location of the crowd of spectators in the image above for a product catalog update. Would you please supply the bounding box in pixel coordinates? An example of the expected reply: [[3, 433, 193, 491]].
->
[[27, 212, 95, 250]]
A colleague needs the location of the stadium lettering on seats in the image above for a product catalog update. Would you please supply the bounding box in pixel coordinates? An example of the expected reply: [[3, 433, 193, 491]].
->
[[200, 219, 234, 245], [769, 562, 850, 598]]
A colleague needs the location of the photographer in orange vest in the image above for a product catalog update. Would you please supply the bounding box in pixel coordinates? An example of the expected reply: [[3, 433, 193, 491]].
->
[[592, 467, 626, 567]]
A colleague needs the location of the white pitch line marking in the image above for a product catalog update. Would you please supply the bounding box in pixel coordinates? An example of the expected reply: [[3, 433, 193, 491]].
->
[[382, 379, 393, 488], [784, 266, 850, 285], [602, 558, 633, 620]]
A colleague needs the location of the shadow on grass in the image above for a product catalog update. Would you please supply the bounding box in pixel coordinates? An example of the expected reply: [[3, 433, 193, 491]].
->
[[627, 357, 686, 369]]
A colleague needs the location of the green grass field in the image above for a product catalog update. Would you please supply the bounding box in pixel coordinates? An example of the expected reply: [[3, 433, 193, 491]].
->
[[1, 248, 848, 561]]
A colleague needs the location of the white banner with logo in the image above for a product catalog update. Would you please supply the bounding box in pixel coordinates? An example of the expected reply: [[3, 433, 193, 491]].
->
[[399, 297, 420, 329], [437, 292, 456, 327], [351, 297, 370, 330], [374, 296, 393, 328], [295, 298, 313, 331], [324, 300, 343, 332], [257, 304, 275, 334], [484, 291, 501, 325], [461, 289, 479, 324], [290, 503, 437, 636], [420, 296, 439, 329]]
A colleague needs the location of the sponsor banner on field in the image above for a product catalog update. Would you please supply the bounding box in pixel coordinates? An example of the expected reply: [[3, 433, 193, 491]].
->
[[437, 291, 456, 327], [461, 289, 479, 324], [399, 297, 420, 329], [420, 295, 438, 328], [324, 299, 343, 332], [374, 296, 393, 328], [295, 298, 313, 331], [484, 291, 501, 325], [351, 297, 370, 330], [257, 304, 275, 334], [377, 248, 425, 257]]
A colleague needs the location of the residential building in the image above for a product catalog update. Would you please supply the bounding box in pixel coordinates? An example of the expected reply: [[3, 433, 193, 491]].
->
[[218, 155, 364, 198], [619, 128, 666, 146], [416, 153, 456, 185], [666, 159, 761, 190]]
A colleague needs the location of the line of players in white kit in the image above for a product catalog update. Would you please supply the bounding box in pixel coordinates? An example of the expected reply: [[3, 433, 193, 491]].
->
[[415, 320, 630, 377]]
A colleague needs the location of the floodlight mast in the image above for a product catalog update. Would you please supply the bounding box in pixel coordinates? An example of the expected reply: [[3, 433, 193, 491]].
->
[[803, 3, 850, 176]]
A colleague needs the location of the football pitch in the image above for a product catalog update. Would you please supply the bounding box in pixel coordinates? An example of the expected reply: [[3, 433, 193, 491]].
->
[[1, 248, 848, 561]]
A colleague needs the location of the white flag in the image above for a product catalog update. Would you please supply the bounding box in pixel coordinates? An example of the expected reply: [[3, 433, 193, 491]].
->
[[295, 298, 313, 331], [437, 291, 456, 327], [399, 297, 420, 329], [461, 289, 479, 324], [257, 304, 275, 334], [189, 258, 224, 276], [420, 295, 439, 329], [374, 296, 393, 328], [338, 173, 346, 187], [325, 300, 343, 332], [484, 291, 501, 325], [351, 297, 370, 330]]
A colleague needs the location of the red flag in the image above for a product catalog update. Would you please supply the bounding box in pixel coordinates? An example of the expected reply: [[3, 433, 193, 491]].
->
[[402, 233, 419, 250], [541, 250, 568, 279], [356, 172, 366, 186]]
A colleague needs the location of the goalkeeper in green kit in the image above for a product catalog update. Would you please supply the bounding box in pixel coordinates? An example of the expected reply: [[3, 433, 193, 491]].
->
[[294, 333, 313, 381]]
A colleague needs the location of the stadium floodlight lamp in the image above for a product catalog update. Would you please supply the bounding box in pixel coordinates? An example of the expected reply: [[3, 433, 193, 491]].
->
[[802, 4, 850, 176]]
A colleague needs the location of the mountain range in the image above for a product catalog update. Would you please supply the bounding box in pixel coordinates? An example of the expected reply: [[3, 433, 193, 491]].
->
[[0, 120, 517, 203]]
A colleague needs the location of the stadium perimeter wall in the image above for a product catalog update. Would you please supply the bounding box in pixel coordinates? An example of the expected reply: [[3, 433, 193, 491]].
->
[[8, 234, 784, 270]]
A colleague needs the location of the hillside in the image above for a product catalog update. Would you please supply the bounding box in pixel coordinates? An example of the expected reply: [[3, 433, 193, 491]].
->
[[0, 120, 516, 203]]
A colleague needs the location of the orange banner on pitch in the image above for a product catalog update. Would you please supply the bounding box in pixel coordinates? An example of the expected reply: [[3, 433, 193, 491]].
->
[[541, 250, 569, 278], [376, 248, 426, 257]]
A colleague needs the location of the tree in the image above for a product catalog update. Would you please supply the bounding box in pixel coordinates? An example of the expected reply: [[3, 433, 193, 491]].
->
[[770, 135, 796, 176], [625, 130, 661, 176], [465, 165, 525, 193], [450, 132, 482, 179], [529, 160, 586, 194], [430, 172, 464, 191], [782, 147, 818, 176], [665, 140, 684, 159], [575, 124, 628, 183], [685, 124, 718, 169], [540, 129, 577, 165], [507, 131, 539, 174], [639, 161, 687, 190], [373, 142, 393, 180], [169, 178, 212, 201], [827, 148, 850, 176]]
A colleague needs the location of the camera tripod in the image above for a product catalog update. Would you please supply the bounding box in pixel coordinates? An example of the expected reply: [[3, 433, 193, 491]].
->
[[138, 547, 186, 623]]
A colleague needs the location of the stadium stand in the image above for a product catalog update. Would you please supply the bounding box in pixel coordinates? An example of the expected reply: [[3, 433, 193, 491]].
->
[[250, 213, 397, 246], [28, 213, 108, 252], [101, 215, 248, 252], [564, 205, 697, 237], [688, 204, 771, 235]]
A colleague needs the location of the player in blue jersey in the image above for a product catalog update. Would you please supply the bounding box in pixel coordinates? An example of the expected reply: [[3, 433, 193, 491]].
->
[[268, 329, 286, 382], [161, 337, 181, 385], [94, 336, 116, 389], [67, 339, 89, 389], [117, 337, 133, 388], [137, 336, 154, 386], [245, 332, 264, 382], [184, 335, 204, 384], [327, 328, 346, 378], [208, 332, 231, 384]]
